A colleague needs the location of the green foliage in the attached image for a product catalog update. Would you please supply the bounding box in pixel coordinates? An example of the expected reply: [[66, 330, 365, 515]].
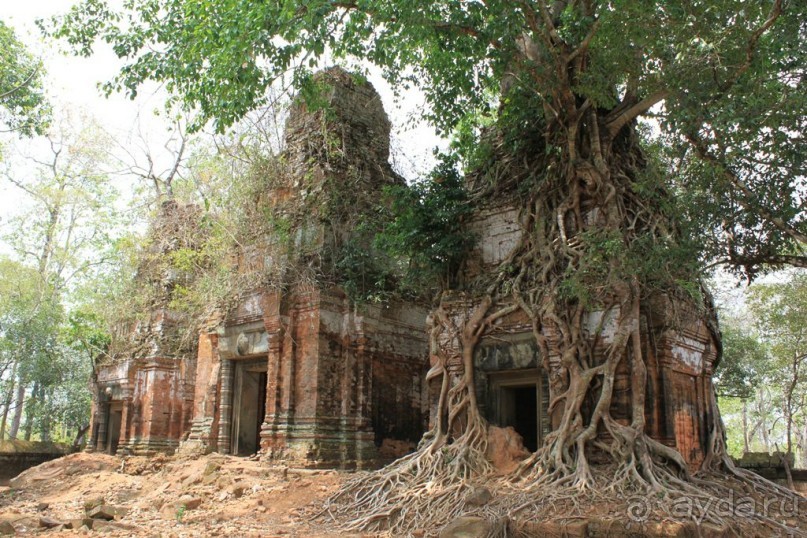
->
[[335, 232, 396, 304], [374, 156, 476, 294], [0, 20, 49, 136], [558, 226, 702, 308], [47, 0, 807, 277], [748, 272, 807, 370], [331, 156, 475, 303], [715, 324, 768, 399]]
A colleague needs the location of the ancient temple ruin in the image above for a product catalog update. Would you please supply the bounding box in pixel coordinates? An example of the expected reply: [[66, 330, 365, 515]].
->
[[435, 195, 720, 469], [89, 67, 720, 472], [89, 68, 430, 468]]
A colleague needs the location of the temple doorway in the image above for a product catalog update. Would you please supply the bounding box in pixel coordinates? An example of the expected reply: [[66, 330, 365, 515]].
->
[[487, 369, 548, 452], [107, 402, 123, 454], [231, 358, 268, 456]]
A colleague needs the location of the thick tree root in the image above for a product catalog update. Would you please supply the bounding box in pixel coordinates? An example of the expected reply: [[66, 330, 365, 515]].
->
[[322, 419, 494, 535], [321, 454, 805, 537]]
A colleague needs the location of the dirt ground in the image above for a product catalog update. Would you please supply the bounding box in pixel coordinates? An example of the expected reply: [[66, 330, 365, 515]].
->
[[2, 450, 805, 537], [0, 452, 360, 537]]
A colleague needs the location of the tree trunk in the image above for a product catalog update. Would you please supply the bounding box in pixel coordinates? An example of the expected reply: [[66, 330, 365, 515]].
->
[[72, 424, 90, 450], [0, 362, 17, 440], [757, 390, 771, 451], [9, 377, 26, 440], [22, 381, 39, 441], [800, 421, 807, 469], [39, 388, 51, 442], [742, 399, 750, 455]]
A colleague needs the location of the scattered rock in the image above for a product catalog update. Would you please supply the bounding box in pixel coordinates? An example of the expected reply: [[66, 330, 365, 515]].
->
[[203, 462, 221, 476], [463, 486, 492, 506], [67, 518, 94, 530], [486, 426, 530, 474], [378, 438, 416, 459], [178, 495, 202, 510], [83, 496, 105, 512], [38, 516, 65, 528], [36, 502, 49, 511], [202, 471, 219, 486], [0, 520, 14, 536], [182, 471, 203, 489], [215, 475, 233, 489], [92, 520, 126, 533], [9, 516, 38, 533], [87, 504, 127, 520], [440, 516, 505, 538], [228, 484, 246, 498]]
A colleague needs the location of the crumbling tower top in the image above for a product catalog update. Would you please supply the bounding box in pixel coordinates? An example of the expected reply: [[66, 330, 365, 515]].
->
[[283, 67, 394, 187]]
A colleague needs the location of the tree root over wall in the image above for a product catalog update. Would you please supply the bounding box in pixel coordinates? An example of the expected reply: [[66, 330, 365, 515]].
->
[[322, 122, 806, 537]]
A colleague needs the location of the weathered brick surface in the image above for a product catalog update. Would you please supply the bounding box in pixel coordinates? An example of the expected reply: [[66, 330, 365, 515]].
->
[[434, 200, 721, 469], [91, 68, 431, 468]]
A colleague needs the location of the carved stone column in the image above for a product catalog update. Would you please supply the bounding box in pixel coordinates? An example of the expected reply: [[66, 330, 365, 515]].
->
[[217, 358, 234, 454], [95, 401, 109, 453]]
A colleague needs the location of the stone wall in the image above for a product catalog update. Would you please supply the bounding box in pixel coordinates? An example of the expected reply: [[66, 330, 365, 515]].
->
[[176, 68, 430, 468], [0, 441, 69, 485]]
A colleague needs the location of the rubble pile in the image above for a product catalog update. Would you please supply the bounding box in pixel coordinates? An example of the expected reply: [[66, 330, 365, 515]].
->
[[0, 452, 347, 537]]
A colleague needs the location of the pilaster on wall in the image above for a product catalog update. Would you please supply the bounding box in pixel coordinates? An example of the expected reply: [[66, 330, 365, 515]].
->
[[118, 357, 190, 456], [260, 291, 287, 457], [92, 402, 109, 453], [217, 358, 234, 455], [179, 331, 221, 455]]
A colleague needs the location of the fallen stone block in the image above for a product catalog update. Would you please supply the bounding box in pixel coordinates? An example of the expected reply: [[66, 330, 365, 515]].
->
[[463, 487, 491, 506], [228, 484, 246, 498], [83, 496, 105, 512], [518, 520, 588, 537], [92, 520, 135, 533], [67, 518, 95, 530], [9, 516, 39, 533], [87, 504, 128, 521], [38, 516, 65, 529], [440, 516, 505, 538], [178, 495, 202, 510]]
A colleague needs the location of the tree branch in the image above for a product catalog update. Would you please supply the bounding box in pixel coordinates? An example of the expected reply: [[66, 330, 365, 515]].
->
[[686, 132, 807, 248], [0, 64, 41, 101], [719, 0, 782, 92], [606, 90, 668, 137], [567, 18, 600, 64]]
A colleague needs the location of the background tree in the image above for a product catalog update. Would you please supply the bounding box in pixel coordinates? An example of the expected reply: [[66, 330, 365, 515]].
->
[[715, 321, 770, 455], [0, 20, 49, 136], [0, 257, 62, 440], [749, 273, 807, 464], [0, 112, 119, 444]]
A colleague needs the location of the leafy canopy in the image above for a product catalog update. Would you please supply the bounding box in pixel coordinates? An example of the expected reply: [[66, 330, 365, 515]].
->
[[47, 0, 806, 275]]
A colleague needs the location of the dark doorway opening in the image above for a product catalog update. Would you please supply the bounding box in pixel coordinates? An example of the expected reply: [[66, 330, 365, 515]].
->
[[485, 369, 548, 453], [500, 385, 538, 452], [107, 403, 123, 454], [231, 359, 268, 456]]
